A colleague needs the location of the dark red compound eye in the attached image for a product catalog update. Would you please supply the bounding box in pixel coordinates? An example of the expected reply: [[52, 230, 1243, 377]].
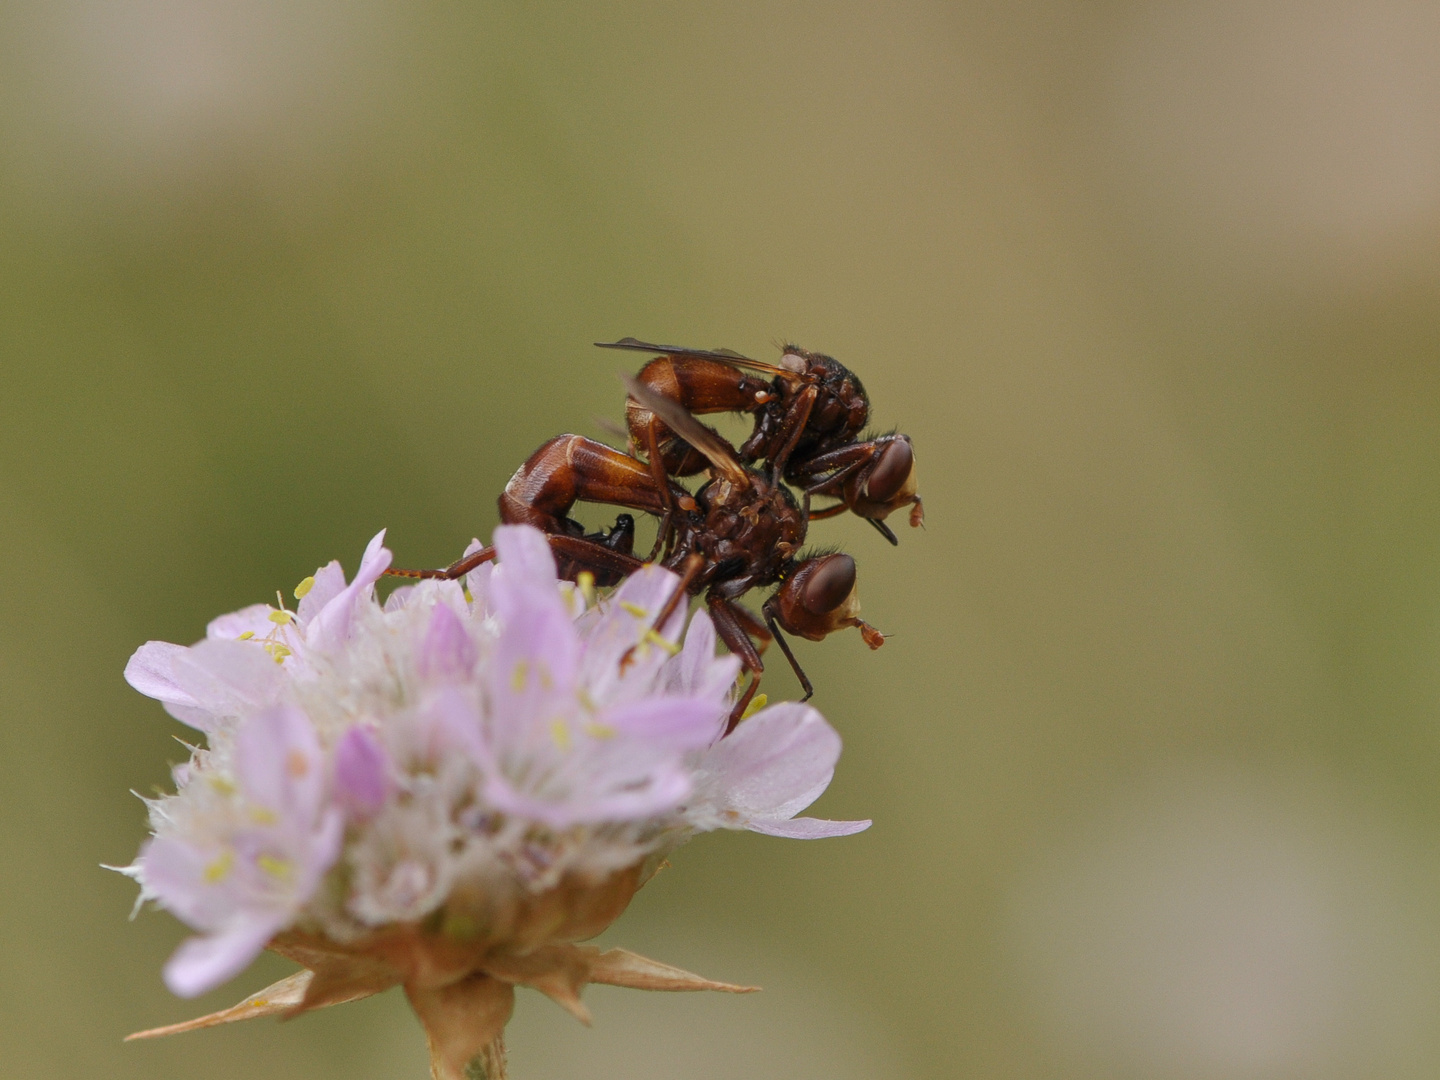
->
[[865, 439, 913, 504], [799, 554, 857, 615]]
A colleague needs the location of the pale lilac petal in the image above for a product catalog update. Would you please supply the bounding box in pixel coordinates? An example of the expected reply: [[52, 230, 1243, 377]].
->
[[334, 727, 391, 818], [173, 638, 284, 704], [688, 703, 842, 828], [296, 560, 347, 623], [482, 762, 692, 829], [134, 639, 284, 731], [422, 687, 486, 765], [491, 525, 557, 587], [305, 530, 392, 651], [746, 816, 872, 838], [609, 567, 688, 640], [163, 917, 280, 998], [487, 577, 579, 735], [383, 584, 416, 612], [301, 808, 346, 896], [124, 642, 201, 713], [486, 530, 577, 715], [205, 604, 278, 642], [599, 697, 727, 750], [233, 707, 324, 826], [139, 836, 238, 931], [462, 539, 496, 616], [416, 603, 477, 681], [579, 567, 689, 700], [662, 610, 742, 701]]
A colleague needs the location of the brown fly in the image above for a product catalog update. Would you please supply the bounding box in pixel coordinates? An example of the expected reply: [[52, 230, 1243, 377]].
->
[[597, 337, 923, 548], [384, 375, 884, 726]]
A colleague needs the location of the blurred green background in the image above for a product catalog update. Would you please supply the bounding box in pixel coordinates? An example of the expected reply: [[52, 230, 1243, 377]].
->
[[6, 2, 1440, 1077]]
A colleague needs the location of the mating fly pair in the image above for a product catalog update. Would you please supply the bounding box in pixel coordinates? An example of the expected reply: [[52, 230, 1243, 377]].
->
[[385, 339, 922, 724]]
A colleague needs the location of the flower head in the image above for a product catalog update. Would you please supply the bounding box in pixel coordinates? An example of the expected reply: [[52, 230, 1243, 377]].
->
[[118, 526, 869, 1078]]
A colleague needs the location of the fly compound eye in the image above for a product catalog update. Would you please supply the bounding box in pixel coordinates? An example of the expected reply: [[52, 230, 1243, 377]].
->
[[799, 554, 857, 615], [865, 438, 914, 504]]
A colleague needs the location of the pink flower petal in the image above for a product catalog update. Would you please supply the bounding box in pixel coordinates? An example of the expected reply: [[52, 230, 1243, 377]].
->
[[124, 642, 201, 715], [127, 639, 284, 731], [689, 703, 844, 828], [334, 726, 391, 818], [482, 762, 692, 829], [416, 603, 477, 681], [745, 816, 872, 839], [233, 707, 325, 826], [662, 610, 742, 702], [491, 525, 557, 586], [163, 917, 281, 998], [139, 835, 237, 931], [205, 604, 278, 643], [295, 560, 347, 624], [305, 530, 391, 651], [599, 697, 727, 751]]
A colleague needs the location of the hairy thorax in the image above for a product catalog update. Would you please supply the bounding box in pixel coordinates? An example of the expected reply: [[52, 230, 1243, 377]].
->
[[687, 471, 804, 584]]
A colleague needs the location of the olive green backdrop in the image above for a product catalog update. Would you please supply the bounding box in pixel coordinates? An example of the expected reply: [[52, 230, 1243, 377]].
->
[[5, 3, 1440, 1078]]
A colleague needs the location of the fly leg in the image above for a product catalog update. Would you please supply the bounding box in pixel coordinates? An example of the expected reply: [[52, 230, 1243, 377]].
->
[[384, 546, 497, 581], [619, 553, 707, 671], [761, 606, 814, 703], [707, 595, 773, 733], [384, 532, 645, 583]]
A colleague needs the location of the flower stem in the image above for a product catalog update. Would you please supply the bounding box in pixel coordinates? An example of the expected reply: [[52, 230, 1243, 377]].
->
[[463, 1035, 506, 1080]]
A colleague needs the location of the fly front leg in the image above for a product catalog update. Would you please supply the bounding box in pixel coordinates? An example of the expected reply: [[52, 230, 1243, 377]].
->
[[761, 609, 814, 703], [767, 384, 817, 478], [789, 441, 880, 496], [707, 594, 769, 733], [788, 435, 921, 537]]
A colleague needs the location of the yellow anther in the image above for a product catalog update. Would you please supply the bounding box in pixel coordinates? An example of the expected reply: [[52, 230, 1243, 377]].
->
[[249, 807, 278, 826], [620, 601, 648, 618], [294, 576, 315, 600], [740, 693, 768, 721], [644, 628, 681, 656], [268, 609, 294, 624], [204, 851, 233, 883], [511, 660, 528, 691], [582, 721, 617, 740], [576, 687, 597, 713], [257, 855, 293, 881], [463, 586, 474, 604], [577, 571, 596, 607], [550, 719, 572, 750], [237, 630, 255, 641], [208, 776, 237, 796]]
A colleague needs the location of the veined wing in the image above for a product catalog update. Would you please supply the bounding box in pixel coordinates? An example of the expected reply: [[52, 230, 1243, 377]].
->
[[620, 372, 749, 482], [597, 337, 793, 379]]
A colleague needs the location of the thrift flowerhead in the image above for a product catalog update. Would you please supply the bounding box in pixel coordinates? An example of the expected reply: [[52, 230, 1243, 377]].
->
[[117, 526, 868, 1079]]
